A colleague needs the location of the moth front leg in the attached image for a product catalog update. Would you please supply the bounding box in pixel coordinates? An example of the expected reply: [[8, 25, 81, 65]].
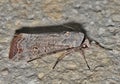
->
[[52, 50, 73, 69], [80, 49, 90, 70]]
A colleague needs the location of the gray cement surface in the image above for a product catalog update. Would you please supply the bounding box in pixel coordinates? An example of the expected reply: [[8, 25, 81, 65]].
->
[[0, 0, 120, 84]]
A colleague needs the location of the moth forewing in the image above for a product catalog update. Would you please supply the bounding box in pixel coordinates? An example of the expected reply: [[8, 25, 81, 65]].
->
[[9, 31, 85, 61]]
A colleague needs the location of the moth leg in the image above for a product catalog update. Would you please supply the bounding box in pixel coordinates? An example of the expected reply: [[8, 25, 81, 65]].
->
[[76, 38, 90, 69], [52, 50, 72, 69], [80, 48, 90, 70]]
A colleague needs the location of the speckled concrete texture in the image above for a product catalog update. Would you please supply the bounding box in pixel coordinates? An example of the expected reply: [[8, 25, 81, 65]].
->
[[0, 0, 120, 84]]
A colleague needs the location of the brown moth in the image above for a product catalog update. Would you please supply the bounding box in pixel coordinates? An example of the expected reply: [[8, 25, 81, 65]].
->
[[9, 22, 112, 69]]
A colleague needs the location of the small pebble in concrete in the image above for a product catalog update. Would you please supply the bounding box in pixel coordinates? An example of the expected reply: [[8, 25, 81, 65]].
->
[[112, 14, 120, 22], [38, 73, 45, 80]]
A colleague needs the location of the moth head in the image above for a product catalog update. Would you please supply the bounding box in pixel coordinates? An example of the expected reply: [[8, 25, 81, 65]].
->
[[82, 38, 90, 48]]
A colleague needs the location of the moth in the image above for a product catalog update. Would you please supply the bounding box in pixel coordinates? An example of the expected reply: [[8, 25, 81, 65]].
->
[[9, 22, 112, 69]]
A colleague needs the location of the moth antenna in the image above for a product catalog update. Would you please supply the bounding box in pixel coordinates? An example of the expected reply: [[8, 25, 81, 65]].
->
[[88, 36, 113, 50]]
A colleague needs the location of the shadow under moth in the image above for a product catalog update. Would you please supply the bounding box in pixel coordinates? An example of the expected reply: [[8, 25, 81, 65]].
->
[[9, 22, 112, 69]]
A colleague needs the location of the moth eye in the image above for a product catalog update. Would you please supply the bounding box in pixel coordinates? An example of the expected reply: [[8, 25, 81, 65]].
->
[[82, 44, 88, 48]]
